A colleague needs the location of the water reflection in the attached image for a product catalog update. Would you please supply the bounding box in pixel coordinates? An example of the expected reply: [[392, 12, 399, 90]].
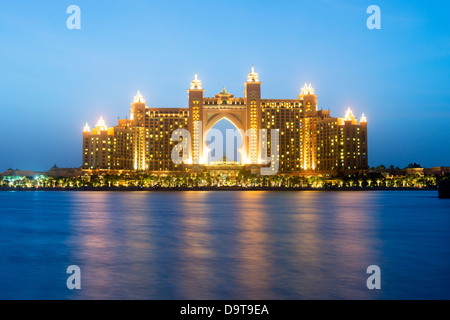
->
[[289, 191, 325, 298], [67, 192, 159, 299], [326, 192, 381, 299], [177, 192, 216, 299], [1, 190, 448, 299], [235, 192, 273, 299]]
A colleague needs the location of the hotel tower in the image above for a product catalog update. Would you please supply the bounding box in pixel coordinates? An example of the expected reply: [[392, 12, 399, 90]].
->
[[82, 67, 368, 175]]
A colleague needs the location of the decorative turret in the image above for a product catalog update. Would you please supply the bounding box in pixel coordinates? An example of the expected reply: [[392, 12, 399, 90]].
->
[[360, 113, 367, 123], [344, 107, 355, 121], [190, 73, 202, 89], [219, 86, 230, 95], [301, 83, 315, 95], [96, 116, 108, 131], [83, 122, 90, 132], [130, 90, 146, 124], [214, 86, 235, 105], [133, 90, 145, 103], [215, 86, 234, 98], [298, 82, 317, 113], [338, 107, 359, 125], [247, 65, 259, 82]]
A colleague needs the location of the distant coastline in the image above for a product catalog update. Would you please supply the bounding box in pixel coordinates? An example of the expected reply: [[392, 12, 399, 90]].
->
[[0, 186, 438, 192]]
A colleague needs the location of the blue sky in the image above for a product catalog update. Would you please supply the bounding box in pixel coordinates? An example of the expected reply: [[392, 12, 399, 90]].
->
[[0, 0, 449, 170]]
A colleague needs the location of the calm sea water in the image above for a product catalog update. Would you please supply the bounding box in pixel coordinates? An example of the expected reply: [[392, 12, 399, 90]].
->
[[0, 190, 449, 300]]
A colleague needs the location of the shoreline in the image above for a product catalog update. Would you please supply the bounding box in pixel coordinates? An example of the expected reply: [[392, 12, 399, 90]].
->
[[0, 186, 438, 192]]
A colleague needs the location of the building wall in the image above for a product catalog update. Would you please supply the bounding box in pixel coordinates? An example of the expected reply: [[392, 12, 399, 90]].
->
[[261, 100, 302, 172], [82, 123, 135, 170], [317, 117, 340, 171], [341, 120, 368, 171], [316, 112, 368, 172], [145, 108, 189, 172], [82, 129, 115, 170]]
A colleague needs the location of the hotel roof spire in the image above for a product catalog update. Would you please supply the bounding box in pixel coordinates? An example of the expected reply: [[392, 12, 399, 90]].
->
[[301, 82, 315, 95], [247, 65, 259, 82], [360, 113, 367, 123], [94, 116, 108, 131], [190, 73, 202, 89], [344, 107, 355, 121], [133, 90, 146, 103]]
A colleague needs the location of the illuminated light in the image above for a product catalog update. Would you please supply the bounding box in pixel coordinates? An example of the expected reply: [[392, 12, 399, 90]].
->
[[241, 153, 250, 165], [201, 142, 209, 164], [83, 122, 90, 132], [96, 117, 108, 131], [344, 107, 355, 121], [301, 82, 314, 95], [133, 90, 146, 103], [360, 113, 367, 123], [247, 65, 259, 82], [190, 73, 202, 89]]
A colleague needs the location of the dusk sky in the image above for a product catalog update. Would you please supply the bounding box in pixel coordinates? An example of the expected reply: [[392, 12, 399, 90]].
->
[[0, 0, 449, 171]]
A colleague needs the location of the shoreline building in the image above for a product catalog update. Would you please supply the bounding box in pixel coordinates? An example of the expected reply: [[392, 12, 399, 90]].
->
[[82, 67, 368, 175]]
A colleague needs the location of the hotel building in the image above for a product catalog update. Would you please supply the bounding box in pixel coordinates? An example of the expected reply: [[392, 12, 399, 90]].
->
[[82, 67, 368, 175]]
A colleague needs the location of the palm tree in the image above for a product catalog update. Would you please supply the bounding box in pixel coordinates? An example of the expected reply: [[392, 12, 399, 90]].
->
[[290, 176, 300, 188]]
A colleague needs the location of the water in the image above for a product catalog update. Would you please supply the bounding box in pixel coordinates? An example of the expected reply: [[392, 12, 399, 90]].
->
[[0, 190, 449, 300]]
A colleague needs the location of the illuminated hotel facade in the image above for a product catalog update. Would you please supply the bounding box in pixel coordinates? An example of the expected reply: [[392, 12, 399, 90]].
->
[[82, 67, 368, 175]]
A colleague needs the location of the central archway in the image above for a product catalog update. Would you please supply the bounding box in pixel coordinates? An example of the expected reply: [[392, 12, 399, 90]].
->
[[203, 113, 247, 165], [205, 117, 245, 165]]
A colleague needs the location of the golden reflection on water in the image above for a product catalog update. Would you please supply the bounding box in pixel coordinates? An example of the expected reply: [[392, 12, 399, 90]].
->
[[66, 190, 381, 299], [291, 192, 322, 257], [332, 192, 379, 267], [69, 192, 157, 299], [289, 192, 324, 297], [234, 191, 273, 299], [330, 192, 380, 299], [2, 190, 447, 299], [177, 192, 215, 299], [265, 191, 380, 299], [69, 192, 117, 298]]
